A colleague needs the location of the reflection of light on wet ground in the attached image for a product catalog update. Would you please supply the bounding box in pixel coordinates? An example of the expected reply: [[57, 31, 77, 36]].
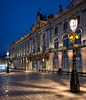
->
[[0, 70, 86, 100]]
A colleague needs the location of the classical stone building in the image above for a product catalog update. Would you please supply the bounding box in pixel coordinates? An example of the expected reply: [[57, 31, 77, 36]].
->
[[10, 0, 86, 73]]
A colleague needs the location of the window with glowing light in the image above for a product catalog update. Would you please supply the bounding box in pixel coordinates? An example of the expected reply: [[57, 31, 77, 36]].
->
[[75, 29, 81, 44]]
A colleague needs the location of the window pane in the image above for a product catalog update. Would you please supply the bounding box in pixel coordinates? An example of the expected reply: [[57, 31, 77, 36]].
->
[[55, 27, 58, 34]]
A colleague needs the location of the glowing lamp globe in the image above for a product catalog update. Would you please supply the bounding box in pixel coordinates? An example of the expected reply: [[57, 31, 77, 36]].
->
[[7, 50, 9, 56], [69, 19, 78, 32], [42, 59, 45, 61]]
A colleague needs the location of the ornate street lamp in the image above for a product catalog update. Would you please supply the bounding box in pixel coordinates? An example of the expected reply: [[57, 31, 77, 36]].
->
[[69, 15, 80, 92], [6, 50, 9, 73]]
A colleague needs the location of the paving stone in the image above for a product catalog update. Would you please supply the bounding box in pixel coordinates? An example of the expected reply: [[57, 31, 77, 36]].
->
[[0, 69, 86, 100]]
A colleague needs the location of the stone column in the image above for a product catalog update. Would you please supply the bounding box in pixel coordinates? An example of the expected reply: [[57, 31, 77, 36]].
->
[[29, 60, 32, 70], [40, 59, 43, 70], [26, 58, 28, 71], [20, 59, 22, 68], [49, 53, 54, 71], [13, 61, 15, 68], [23, 58, 26, 69], [46, 58, 49, 70], [81, 48, 86, 72], [35, 59, 37, 71], [58, 52, 62, 69]]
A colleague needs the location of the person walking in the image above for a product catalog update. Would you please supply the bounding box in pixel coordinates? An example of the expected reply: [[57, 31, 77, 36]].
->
[[58, 68, 62, 76]]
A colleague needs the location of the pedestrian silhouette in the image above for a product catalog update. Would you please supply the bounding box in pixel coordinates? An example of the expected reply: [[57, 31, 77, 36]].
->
[[57, 68, 62, 76]]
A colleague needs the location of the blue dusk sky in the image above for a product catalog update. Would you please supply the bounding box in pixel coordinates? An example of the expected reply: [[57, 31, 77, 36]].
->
[[0, 0, 76, 57]]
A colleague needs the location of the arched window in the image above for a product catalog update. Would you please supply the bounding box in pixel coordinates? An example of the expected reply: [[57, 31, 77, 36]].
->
[[43, 42, 46, 51], [63, 34, 68, 47], [75, 29, 82, 44], [63, 55, 69, 69], [75, 53, 82, 69], [54, 38, 59, 49]]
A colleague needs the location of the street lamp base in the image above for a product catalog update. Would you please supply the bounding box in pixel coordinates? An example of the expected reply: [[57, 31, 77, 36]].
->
[[70, 70, 80, 93], [7, 67, 9, 73]]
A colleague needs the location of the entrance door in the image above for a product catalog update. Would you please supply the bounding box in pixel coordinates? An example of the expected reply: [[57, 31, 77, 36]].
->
[[43, 59, 46, 70], [37, 60, 40, 70], [63, 55, 69, 69], [75, 53, 82, 69], [54, 56, 59, 69], [32, 60, 36, 70]]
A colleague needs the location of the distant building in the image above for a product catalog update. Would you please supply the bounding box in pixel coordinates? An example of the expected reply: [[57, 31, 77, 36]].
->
[[0, 55, 7, 69], [10, 0, 86, 72]]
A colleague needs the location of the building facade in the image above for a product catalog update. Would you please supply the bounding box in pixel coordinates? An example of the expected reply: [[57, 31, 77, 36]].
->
[[10, 0, 86, 72]]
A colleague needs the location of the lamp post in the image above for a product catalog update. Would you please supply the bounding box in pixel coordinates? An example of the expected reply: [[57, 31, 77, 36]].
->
[[26, 59, 28, 71], [69, 15, 80, 92], [6, 50, 9, 73]]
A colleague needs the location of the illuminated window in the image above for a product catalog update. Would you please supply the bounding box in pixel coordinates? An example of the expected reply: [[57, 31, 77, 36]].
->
[[75, 29, 81, 44]]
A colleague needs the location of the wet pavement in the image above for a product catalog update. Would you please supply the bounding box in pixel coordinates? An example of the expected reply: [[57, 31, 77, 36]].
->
[[0, 69, 86, 100]]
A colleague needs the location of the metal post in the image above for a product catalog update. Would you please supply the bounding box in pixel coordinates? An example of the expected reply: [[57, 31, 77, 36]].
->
[[70, 32, 80, 92], [7, 58, 9, 73]]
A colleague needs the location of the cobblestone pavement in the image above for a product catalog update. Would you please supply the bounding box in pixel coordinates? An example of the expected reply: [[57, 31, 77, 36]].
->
[[0, 69, 86, 100]]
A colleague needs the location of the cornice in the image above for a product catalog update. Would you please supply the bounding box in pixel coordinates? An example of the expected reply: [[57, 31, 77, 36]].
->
[[11, 0, 84, 48]]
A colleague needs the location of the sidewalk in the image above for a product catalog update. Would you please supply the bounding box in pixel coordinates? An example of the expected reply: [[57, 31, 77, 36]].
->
[[0, 69, 86, 100]]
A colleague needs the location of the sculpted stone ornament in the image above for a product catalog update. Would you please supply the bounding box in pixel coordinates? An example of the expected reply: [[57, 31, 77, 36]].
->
[[70, 0, 73, 4]]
